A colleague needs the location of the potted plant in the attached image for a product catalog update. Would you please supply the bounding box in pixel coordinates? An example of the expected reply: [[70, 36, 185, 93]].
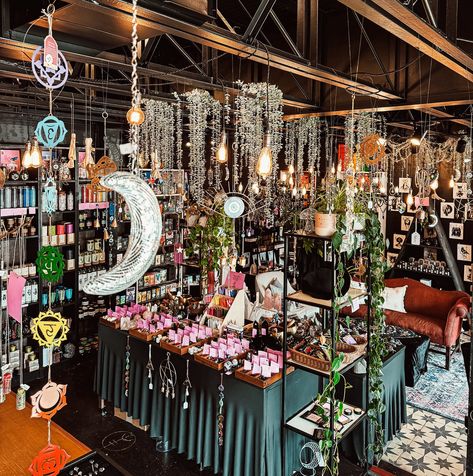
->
[[314, 182, 367, 237]]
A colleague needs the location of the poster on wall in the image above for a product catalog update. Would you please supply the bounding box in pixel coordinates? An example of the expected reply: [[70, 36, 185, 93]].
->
[[457, 244, 472, 262], [440, 202, 455, 219], [393, 234, 406, 250], [400, 216, 413, 231], [449, 223, 464, 240], [0, 149, 21, 171]]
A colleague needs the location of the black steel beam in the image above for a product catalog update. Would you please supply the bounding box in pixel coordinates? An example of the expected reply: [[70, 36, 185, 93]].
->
[[62, 0, 400, 100], [445, 0, 458, 43], [242, 0, 278, 42], [166, 34, 206, 75]]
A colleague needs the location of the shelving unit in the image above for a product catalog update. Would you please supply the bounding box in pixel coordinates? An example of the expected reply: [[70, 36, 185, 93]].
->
[[281, 230, 371, 475]]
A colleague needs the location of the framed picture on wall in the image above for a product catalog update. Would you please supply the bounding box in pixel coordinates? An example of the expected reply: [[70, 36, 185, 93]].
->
[[457, 244, 472, 262], [388, 196, 399, 211], [449, 222, 464, 240], [440, 202, 455, 219], [393, 234, 406, 250], [398, 177, 411, 193], [424, 247, 438, 261], [400, 215, 413, 231], [453, 183, 468, 199], [464, 265, 472, 283], [386, 252, 398, 268]]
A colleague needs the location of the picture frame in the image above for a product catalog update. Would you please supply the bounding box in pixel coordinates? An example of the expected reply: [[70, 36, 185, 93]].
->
[[400, 216, 413, 231], [464, 265, 472, 283], [457, 244, 472, 262], [424, 247, 438, 261], [453, 182, 468, 200], [449, 222, 464, 240], [393, 234, 406, 250], [398, 177, 411, 194], [386, 252, 398, 268], [440, 202, 455, 219]]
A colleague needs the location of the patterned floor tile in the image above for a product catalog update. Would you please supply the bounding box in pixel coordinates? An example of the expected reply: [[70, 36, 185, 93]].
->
[[382, 405, 467, 476]]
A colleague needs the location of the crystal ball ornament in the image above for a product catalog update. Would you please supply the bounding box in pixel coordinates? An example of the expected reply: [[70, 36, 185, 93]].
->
[[31, 46, 69, 90], [35, 115, 67, 149]]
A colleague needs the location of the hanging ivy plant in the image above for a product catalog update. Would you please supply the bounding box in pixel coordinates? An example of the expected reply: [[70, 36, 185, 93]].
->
[[364, 210, 387, 463], [186, 206, 234, 278]]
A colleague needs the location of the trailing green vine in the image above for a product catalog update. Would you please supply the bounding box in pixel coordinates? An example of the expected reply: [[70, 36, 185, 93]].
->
[[365, 211, 387, 463], [186, 206, 234, 279]]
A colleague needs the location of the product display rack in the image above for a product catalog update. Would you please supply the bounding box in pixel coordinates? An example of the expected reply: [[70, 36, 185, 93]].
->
[[281, 230, 371, 475]]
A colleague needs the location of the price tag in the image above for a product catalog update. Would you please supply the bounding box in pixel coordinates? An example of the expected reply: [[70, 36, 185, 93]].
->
[[182, 335, 190, 347], [261, 365, 271, 378], [244, 360, 252, 371]]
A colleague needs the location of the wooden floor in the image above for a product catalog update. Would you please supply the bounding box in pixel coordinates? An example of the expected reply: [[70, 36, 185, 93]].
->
[[0, 392, 90, 475]]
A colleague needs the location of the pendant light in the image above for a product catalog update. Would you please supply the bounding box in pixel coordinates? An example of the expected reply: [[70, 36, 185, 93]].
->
[[406, 189, 414, 206], [126, 0, 145, 127], [216, 132, 228, 164], [256, 47, 273, 179], [410, 125, 421, 154], [30, 137, 43, 168], [22, 140, 32, 168]]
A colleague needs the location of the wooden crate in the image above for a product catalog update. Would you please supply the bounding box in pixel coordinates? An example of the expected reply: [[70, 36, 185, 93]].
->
[[128, 328, 162, 342], [160, 338, 208, 355], [235, 366, 294, 389], [100, 318, 120, 330], [194, 351, 248, 371]]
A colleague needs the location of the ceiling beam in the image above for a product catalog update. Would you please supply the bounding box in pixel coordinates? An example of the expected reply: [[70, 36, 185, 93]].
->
[[283, 98, 473, 121], [62, 0, 400, 100], [0, 36, 314, 109], [242, 0, 277, 42], [338, 0, 473, 82]]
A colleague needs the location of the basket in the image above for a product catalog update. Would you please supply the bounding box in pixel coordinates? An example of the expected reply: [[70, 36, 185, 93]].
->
[[290, 342, 358, 372]]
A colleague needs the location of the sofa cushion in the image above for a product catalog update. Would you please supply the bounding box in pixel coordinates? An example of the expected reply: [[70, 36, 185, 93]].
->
[[383, 286, 407, 313], [385, 310, 445, 345]]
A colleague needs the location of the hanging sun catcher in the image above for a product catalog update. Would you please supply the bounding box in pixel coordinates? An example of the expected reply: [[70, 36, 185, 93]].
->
[[159, 352, 177, 399], [29, 443, 70, 476], [31, 310, 69, 348], [36, 246, 65, 283], [31, 381, 67, 420]]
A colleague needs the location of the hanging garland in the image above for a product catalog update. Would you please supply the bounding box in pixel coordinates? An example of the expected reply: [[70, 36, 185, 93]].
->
[[185, 89, 221, 204]]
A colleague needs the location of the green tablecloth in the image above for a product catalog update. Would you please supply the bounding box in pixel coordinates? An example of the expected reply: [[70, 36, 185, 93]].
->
[[95, 324, 406, 475]]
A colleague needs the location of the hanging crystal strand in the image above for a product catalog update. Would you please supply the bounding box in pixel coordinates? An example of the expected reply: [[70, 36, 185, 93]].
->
[[124, 336, 131, 397], [174, 93, 183, 170], [217, 373, 225, 446], [128, 0, 140, 172], [146, 343, 154, 390], [212, 100, 222, 189]]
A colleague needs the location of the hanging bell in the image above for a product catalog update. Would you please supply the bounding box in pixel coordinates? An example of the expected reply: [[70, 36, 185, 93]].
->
[[111, 217, 118, 228], [103, 228, 109, 240], [94, 215, 101, 229]]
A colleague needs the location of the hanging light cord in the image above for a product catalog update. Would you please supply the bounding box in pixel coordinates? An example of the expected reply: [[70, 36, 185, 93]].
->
[[129, 0, 140, 171]]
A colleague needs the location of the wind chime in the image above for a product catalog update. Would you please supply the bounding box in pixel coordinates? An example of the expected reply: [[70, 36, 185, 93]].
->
[[27, 5, 71, 474]]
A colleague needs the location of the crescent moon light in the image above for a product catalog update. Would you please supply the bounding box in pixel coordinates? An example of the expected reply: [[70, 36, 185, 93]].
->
[[83, 172, 162, 296]]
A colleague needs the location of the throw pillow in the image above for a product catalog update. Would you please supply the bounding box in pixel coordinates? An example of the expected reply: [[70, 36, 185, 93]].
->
[[382, 285, 408, 313]]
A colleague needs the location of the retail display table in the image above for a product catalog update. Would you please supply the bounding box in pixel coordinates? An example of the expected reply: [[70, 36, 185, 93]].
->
[[96, 324, 407, 475]]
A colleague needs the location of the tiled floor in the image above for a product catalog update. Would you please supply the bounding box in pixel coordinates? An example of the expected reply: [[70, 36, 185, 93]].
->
[[383, 405, 467, 475]]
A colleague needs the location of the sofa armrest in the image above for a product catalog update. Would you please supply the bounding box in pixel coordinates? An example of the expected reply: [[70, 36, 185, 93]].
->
[[444, 297, 470, 347]]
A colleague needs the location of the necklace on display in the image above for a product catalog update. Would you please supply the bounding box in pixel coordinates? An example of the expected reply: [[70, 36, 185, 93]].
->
[[217, 373, 225, 447], [146, 343, 154, 390], [182, 359, 192, 410], [124, 336, 131, 398]]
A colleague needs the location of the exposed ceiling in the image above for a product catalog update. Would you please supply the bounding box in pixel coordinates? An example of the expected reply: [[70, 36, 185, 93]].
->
[[0, 0, 472, 134]]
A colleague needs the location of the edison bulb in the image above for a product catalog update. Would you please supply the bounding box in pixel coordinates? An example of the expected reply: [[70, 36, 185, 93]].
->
[[288, 163, 295, 175], [302, 186, 307, 195], [238, 183, 243, 193], [216, 133, 228, 163], [126, 106, 145, 126], [331, 165, 335, 175], [449, 176, 455, 188], [256, 134, 273, 178], [430, 179, 439, 190], [280, 171, 287, 183], [22, 141, 32, 168], [30, 137, 43, 168]]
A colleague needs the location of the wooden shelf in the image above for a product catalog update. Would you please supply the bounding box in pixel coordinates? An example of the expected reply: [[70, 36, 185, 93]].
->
[[286, 287, 367, 309]]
